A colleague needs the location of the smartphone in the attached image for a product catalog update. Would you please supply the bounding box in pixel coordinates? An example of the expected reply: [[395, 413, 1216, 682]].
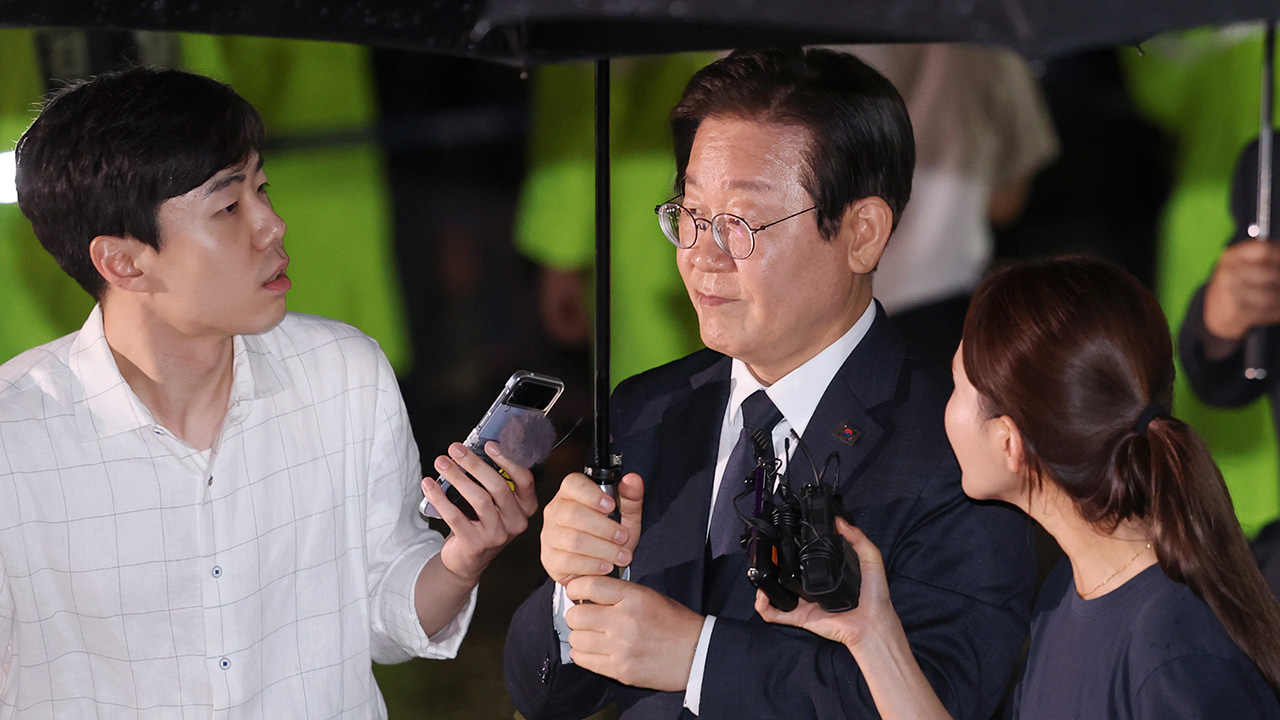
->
[[420, 370, 564, 520]]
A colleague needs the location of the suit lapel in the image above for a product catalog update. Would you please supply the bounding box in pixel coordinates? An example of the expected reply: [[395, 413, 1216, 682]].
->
[[631, 358, 731, 612], [792, 308, 903, 497]]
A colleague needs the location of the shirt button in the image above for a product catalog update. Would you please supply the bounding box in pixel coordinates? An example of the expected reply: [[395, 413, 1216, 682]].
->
[[219, 657, 231, 670], [152, 427, 164, 436], [207, 476, 214, 487], [211, 566, 222, 578]]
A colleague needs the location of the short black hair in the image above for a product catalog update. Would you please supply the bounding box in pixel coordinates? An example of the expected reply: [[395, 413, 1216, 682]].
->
[[671, 47, 915, 238], [15, 66, 265, 300]]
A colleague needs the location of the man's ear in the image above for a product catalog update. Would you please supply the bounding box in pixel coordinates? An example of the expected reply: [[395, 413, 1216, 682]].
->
[[89, 235, 151, 293], [840, 197, 894, 275]]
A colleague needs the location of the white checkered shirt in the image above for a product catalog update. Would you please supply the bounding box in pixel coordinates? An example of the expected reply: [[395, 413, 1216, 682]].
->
[[0, 306, 473, 718]]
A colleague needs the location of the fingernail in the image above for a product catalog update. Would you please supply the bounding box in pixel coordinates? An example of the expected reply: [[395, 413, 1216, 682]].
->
[[599, 561, 613, 573], [599, 496, 613, 511], [614, 529, 627, 544], [448, 443, 466, 458], [485, 441, 503, 458], [434, 457, 451, 472], [616, 550, 628, 565]]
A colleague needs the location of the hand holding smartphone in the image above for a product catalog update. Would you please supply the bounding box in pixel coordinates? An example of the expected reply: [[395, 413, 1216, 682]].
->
[[420, 371, 563, 520]]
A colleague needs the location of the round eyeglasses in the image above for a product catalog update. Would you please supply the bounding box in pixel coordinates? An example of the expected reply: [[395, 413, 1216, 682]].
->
[[653, 197, 817, 260]]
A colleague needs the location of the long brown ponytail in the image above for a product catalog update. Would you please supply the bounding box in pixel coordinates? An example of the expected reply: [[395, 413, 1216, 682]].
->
[[963, 256, 1280, 692]]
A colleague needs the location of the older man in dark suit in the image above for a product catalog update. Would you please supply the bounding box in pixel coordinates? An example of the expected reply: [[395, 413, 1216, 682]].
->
[[504, 47, 1036, 719]]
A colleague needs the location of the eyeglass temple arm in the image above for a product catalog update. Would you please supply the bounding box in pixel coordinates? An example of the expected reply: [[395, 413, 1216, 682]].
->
[[751, 205, 817, 232]]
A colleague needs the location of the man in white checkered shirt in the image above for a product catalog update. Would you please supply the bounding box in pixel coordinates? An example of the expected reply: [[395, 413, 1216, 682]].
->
[[0, 67, 539, 717]]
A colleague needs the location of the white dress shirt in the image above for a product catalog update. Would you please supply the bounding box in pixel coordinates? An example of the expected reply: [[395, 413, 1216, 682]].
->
[[0, 307, 473, 719], [551, 302, 876, 716]]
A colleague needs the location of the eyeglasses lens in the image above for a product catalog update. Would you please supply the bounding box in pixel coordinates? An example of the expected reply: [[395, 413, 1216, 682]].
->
[[713, 215, 753, 259], [658, 204, 697, 248]]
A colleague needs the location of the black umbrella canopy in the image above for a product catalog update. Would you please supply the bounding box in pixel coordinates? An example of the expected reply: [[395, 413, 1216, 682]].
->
[[0, 0, 484, 55], [479, 0, 1280, 62], [2, 0, 1278, 61]]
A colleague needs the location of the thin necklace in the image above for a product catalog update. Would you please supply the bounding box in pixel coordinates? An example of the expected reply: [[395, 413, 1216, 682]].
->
[[1081, 542, 1152, 598]]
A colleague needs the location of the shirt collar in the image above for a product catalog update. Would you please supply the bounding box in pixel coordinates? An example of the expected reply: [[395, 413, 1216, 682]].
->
[[727, 301, 876, 438], [232, 331, 287, 407], [71, 305, 155, 440], [71, 305, 289, 441]]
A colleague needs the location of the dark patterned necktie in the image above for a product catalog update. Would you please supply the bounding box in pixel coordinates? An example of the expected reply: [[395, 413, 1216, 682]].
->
[[708, 389, 783, 558]]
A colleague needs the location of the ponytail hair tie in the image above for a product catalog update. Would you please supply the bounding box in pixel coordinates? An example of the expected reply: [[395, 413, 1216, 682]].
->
[[1135, 403, 1167, 438]]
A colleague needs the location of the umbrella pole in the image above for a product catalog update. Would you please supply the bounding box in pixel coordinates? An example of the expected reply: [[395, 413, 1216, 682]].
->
[[586, 58, 624, 573], [1245, 21, 1276, 380]]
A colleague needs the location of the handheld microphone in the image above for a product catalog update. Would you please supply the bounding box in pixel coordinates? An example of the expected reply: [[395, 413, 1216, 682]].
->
[[747, 433, 860, 612], [420, 412, 556, 520]]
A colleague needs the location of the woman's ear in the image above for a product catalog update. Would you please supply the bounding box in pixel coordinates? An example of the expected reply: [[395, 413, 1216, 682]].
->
[[982, 413, 1027, 475], [89, 235, 150, 293], [997, 415, 1027, 476], [840, 196, 894, 275]]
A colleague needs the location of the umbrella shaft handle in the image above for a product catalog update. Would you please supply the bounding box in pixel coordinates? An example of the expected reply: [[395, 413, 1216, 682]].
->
[[1259, 22, 1275, 239], [593, 59, 613, 467], [597, 478, 625, 580], [585, 463, 625, 579], [1244, 22, 1276, 382], [1245, 333, 1268, 380]]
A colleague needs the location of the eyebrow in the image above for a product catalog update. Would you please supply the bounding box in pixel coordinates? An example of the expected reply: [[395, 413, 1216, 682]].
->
[[202, 155, 266, 199]]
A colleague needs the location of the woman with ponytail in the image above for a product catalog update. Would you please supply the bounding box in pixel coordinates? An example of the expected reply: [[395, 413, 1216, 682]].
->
[[758, 256, 1280, 718]]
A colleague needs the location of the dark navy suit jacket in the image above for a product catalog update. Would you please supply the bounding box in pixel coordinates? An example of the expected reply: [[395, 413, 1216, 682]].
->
[[504, 309, 1036, 719]]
